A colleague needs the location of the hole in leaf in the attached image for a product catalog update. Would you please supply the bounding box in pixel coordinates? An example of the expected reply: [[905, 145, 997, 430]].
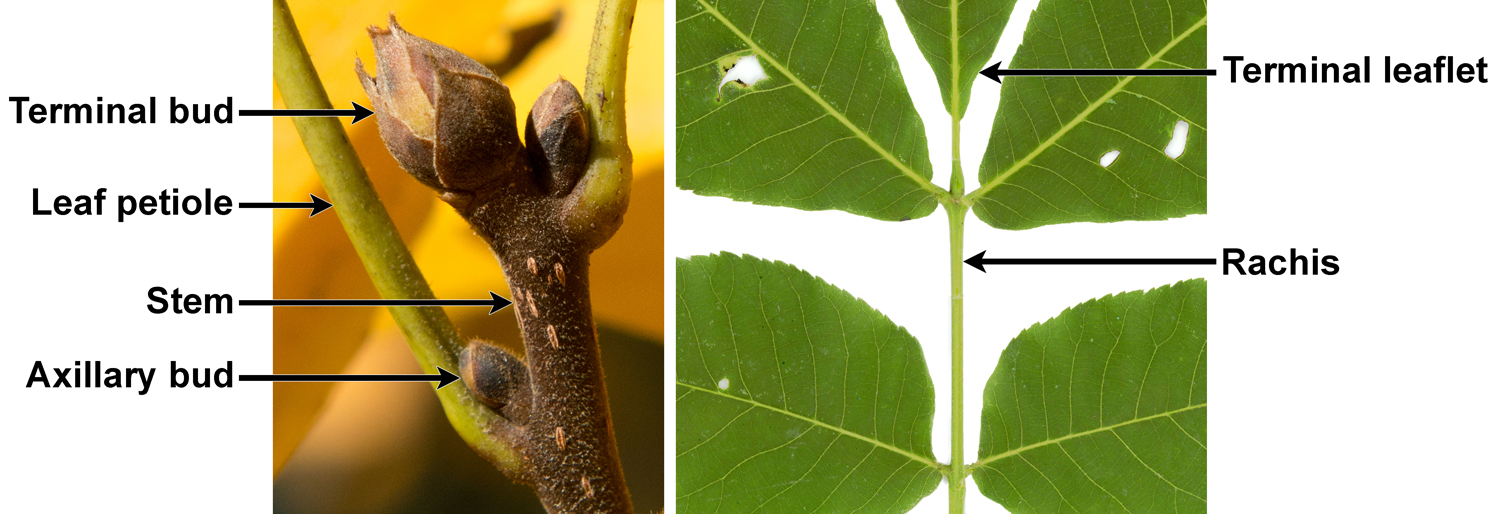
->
[[717, 55, 767, 99], [1099, 150, 1120, 167], [717, 378, 729, 390], [1164, 120, 1189, 159]]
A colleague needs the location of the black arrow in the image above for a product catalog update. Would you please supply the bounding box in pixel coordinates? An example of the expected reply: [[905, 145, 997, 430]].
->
[[237, 194, 333, 217], [239, 291, 512, 314], [965, 250, 1216, 272], [238, 102, 374, 124], [980, 61, 1217, 83], [239, 367, 460, 389]]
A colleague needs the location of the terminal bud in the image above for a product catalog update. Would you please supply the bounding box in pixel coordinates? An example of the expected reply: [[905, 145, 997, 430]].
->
[[356, 15, 529, 193]]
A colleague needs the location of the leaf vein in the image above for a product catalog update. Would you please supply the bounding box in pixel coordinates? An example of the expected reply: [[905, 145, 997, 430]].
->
[[678, 381, 942, 468], [970, 402, 1207, 469]]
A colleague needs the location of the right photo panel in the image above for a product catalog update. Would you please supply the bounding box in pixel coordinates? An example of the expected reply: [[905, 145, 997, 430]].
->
[[670, 0, 1500, 513]]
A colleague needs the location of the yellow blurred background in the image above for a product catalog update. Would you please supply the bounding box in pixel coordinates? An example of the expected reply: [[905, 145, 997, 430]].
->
[[270, 0, 662, 512]]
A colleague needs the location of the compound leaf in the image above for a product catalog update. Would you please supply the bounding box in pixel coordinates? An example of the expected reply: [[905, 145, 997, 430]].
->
[[968, 0, 1208, 230], [972, 279, 1207, 512], [676, 0, 944, 221], [894, 0, 1018, 118], [677, 253, 941, 512]]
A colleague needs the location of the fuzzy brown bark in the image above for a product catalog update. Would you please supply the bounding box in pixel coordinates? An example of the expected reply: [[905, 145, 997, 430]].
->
[[456, 188, 632, 514]]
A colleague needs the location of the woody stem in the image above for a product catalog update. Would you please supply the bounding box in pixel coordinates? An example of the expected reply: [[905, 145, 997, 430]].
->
[[489, 230, 631, 513]]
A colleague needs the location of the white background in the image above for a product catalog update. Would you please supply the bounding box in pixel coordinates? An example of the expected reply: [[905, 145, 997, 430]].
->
[[0, 1, 271, 512], [666, 0, 1500, 512]]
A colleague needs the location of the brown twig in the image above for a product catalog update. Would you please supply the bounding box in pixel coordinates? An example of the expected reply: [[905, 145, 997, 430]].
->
[[351, 0, 639, 510]]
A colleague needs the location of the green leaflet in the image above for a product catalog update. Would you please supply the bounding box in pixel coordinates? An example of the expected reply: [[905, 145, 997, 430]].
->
[[677, 254, 941, 512], [969, 0, 1208, 230], [676, 0, 944, 222], [973, 279, 1208, 513], [894, 0, 1017, 118]]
